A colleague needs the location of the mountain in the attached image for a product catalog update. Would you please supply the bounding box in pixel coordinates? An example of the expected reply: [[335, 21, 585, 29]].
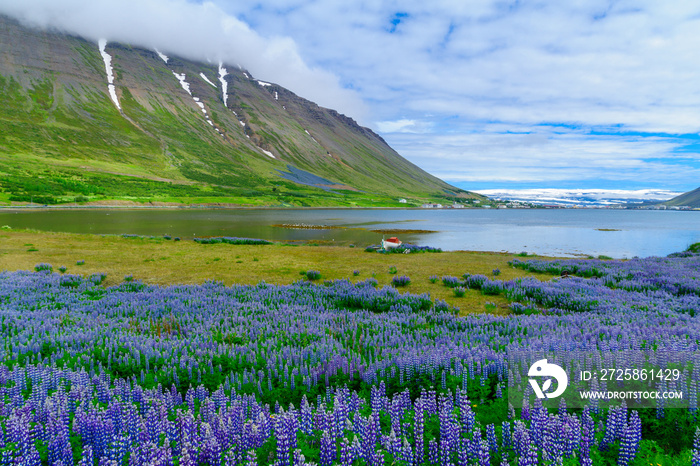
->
[[0, 15, 474, 207], [476, 189, 681, 207], [663, 187, 700, 208]]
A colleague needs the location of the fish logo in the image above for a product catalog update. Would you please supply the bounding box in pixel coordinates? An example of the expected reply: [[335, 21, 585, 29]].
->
[[528, 359, 568, 399]]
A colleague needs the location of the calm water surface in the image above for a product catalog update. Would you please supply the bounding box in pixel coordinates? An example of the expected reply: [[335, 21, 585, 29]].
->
[[1, 209, 698, 258]]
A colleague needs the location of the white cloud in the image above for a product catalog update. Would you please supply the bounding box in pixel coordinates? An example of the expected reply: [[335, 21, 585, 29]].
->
[[0, 0, 367, 120], [383, 129, 700, 186], [208, 0, 700, 189], [375, 119, 429, 133]]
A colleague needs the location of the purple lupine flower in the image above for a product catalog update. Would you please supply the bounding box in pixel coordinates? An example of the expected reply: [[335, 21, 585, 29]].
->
[[414, 398, 425, 465], [245, 450, 258, 466], [512, 421, 529, 458], [400, 437, 413, 466], [320, 431, 335, 466], [202, 427, 222, 466], [579, 407, 595, 462], [457, 438, 469, 466], [477, 438, 490, 466], [339, 437, 354, 466], [275, 431, 290, 466], [439, 397, 457, 463], [362, 413, 380, 462], [351, 435, 362, 461], [495, 383, 503, 398], [466, 436, 481, 461], [293, 449, 308, 466], [428, 439, 439, 465], [541, 414, 564, 464], [385, 429, 401, 459], [79, 446, 94, 466], [693, 428, 700, 466], [501, 421, 512, 451], [529, 400, 547, 448], [486, 424, 498, 453], [223, 449, 237, 466], [371, 449, 385, 466], [618, 411, 642, 466], [459, 393, 475, 435], [599, 405, 625, 451], [518, 444, 538, 466], [300, 396, 314, 435]]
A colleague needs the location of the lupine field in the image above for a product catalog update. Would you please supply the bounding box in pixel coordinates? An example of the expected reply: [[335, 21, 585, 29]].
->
[[1, 246, 700, 465]]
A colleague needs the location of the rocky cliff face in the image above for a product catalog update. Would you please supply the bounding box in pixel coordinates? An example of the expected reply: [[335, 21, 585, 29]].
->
[[0, 15, 475, 206]]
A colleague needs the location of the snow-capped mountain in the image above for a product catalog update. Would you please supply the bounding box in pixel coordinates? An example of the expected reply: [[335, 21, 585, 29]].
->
[[476, 189, 682, 207], [0, 14, 471, 206]]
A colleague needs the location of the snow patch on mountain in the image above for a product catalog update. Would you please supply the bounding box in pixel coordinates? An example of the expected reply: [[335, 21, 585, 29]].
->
[[98, 39, 120, 110], [170, 73, 220, 131], [218, 63, 228, 107], [172, 72, 192, 95], [155, 49, 169, 63], [304, 129, 319, 144], [155, 50, 218, 131], [257, 81, 271, 87], [199, 73, 217, 88], [476, 189, 683, 206], [261, 149, 275, 159]]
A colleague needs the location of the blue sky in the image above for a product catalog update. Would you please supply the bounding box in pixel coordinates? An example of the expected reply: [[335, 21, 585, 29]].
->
[[210, 0, 700, 192], [3, 0, 700, 192]]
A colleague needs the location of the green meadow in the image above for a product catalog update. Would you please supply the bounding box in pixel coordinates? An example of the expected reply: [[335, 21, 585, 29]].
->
[[0, 229, 555, 314]]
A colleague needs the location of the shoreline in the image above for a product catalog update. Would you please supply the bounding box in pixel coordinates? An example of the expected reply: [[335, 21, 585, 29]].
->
[[1, 203, 697, 211], [0, 204, 452, 211]]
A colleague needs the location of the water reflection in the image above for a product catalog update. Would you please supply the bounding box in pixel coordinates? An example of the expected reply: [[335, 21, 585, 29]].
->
[[0, 208, 698, 258]]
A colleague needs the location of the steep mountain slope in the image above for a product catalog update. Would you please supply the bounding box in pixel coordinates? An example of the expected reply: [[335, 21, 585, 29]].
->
[[0, 15, 476, 207], [663, 187, 700, 207]]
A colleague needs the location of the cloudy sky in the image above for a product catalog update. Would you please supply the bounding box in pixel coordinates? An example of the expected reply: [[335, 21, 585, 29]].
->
[[2, 1, 700, 192]]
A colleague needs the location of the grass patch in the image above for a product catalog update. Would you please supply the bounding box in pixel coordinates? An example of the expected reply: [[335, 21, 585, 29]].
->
[[0, 230, 557, 313]]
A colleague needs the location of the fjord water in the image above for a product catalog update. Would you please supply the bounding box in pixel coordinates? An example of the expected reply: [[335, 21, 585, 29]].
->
[[1, 208, 698, 258]]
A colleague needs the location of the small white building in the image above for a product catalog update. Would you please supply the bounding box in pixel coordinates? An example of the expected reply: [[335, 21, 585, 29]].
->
[[452, 203, 465, 209], [398, 199, 407, 204]]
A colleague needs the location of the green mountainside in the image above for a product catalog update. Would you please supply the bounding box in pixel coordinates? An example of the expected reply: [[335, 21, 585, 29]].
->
[[0, 15, 479, 207], [664, 187, 700, 208]]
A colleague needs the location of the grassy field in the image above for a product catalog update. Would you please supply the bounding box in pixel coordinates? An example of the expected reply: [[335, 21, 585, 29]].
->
[[0, 229, 556, 315], [0, 157, 446, 208]]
